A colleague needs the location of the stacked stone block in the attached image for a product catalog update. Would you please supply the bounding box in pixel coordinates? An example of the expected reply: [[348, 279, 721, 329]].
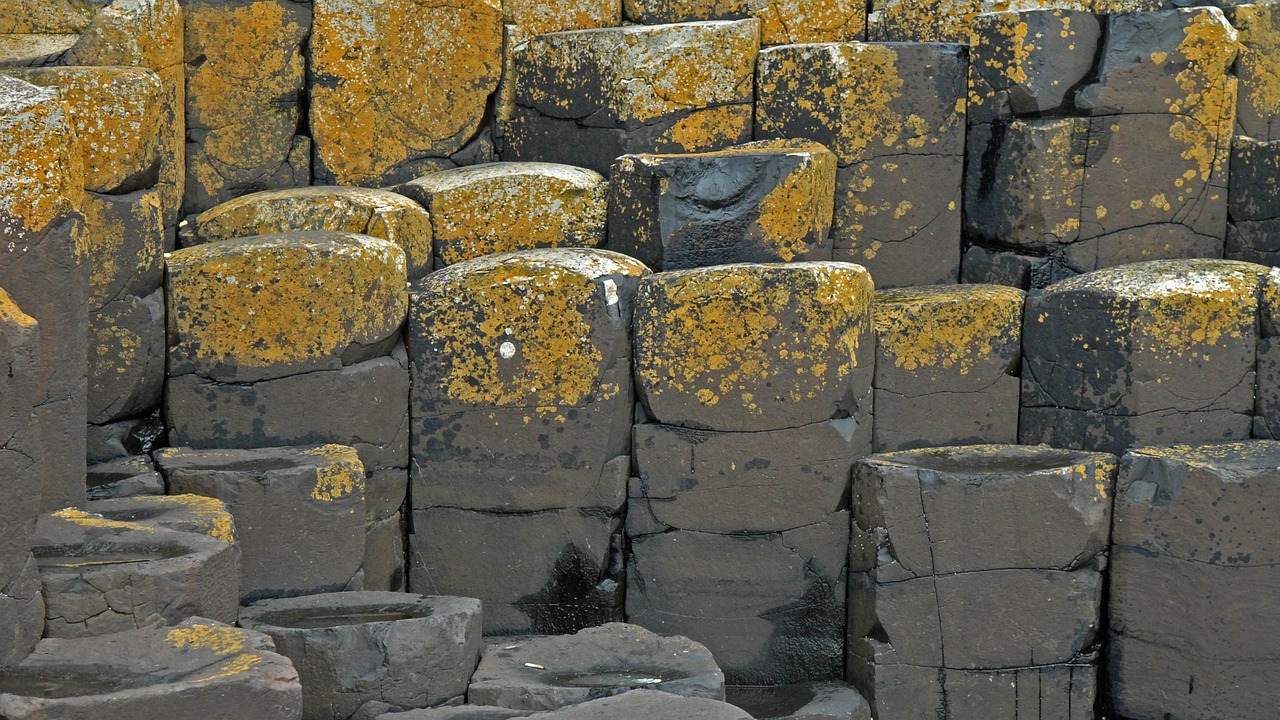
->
[[756, 42, 967, 288], [850, 445, 1115, 719], [622, 0, 865, 45], [164, 231, 410, 590], [310, 0, 502, 186], [871, 284, 1024, 451], [607, 139, 836, 271], [628, 262, 874, 684], [392, 163, 605, 268], [964, 8, 1238, 287], [1110, 441, 1280, 719], [1021, 259, 1272, 455], [502, 20, 759, 175], [0, 74, 88, 511], [407, 248, 648, 634], [1226, 4, 1280, 264], [182, 0, 311, 216]]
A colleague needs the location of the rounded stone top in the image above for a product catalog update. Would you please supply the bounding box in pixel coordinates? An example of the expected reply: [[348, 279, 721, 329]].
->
[[426, 247, 649, 285], [617, 138, 835, 164], [1125, 439, 1280, 471], [404, 162, 604, 193], [873, 284, 1025, 374], [85, 494, 236, 544], [165, 231, 407, 382], [1046, 258, 1279, 300], [864, 443, 1115, 478], [239, 590, 481, 633]]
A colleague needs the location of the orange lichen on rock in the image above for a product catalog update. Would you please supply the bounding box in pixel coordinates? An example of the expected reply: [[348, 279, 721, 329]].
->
[[874, 284, 1025, 376], [0, 75, 83, 238]]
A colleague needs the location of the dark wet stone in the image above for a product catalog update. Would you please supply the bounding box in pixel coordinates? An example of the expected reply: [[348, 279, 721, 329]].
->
[[726, 682, 870, 720]]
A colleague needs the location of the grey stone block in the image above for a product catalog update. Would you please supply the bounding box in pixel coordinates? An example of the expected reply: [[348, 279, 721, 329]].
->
[[88, 288, 164, 424], [514, 689, 754, 719], [84, 493, 236, 544], [725, 682, 870, 720], [86, 455, 164, 500]]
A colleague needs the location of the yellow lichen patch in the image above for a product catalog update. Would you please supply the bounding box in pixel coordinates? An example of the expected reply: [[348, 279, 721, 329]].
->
[[166, 624, 249, 655], [196, 653, 263, 683], [404, 163, 605, 266], [750, 0, 866, 44], [503, 0, 618, 42], [665, 104, 753, 153], [311, 0, 502, 185], [82, 189, 163, 308], [873, 284, 1025, 374], [1127, 441, 1280, 470], [753, 147, 837, 261], [0, 75, 82, 237], [304, 445, 365, 503], [6, 66, 162, 194], [1234, 4, 1280, 136], [51, 507, 153, 533], [0, 288, 36, 329], [167, 494, 237, 543], [416, 250, 648, 415], [165, 233, 407, 374], [1165, 9, 1238, 183], [635, 263, 872, 415]]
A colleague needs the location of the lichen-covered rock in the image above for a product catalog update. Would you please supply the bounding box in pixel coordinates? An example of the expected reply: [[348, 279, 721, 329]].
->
[[190, 187, 433, 280], [89, 289, 164, 424], [1110, 441, 1280, 720], [0, 618, 303, 720], [84, 494, 237, 544], [0, 74, 88, 512], [155, 445, 367, 602], [33, 509, 241, 637], [182, 0, 311, 214], [756, 42, 966, 287], [4, 65, 162, 194], [622, 0, 864, 45], [1233, 3, 1280, 142], [503, 20, 758, 175], [1021, 259, 1272, 455], [502, 0, 619, 43], [607, 139, 836, 271], [867, 0, 1164, 43], [0, 34, 82, 66], [393, 163, 604, 267], [165, 231, 407, 383], [633, 262, 873, 433], [310, 0, 502, 186], [871, 285, 1023, 451]]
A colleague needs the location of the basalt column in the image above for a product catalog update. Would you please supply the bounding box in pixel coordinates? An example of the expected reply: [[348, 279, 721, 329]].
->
[[407, 248, 649, 634], [628, 262, 874, 684], [1225, 4, 1280, 265]]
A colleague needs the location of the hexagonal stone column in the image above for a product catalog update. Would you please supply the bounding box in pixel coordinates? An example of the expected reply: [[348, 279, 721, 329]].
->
[[871, 284, 1023, 451], [33, 508, 240, 637], [240, 592, 482, 718], [188, 187, 433, 280], [502, 20, 758, 175], [1021, 259, 1273, 455], [408, 249, 648, 633], [0, 74, 88, 511], [757, 42, 967, 288], [1110, 441, 1280, 719], [155, 445, 366, 602], [1233, 2, 1280, 143], [182, 0, 311, 214], [0, 618, 302, 720], [84, 494, 237, 544], [392, 162, 605, 268], [622, 0, 864, 44], [607, 139, 836, 271], [850, 445, 1115, 720], [310, 0, 502, 186]]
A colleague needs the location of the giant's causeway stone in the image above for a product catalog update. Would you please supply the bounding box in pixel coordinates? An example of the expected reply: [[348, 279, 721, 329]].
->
[[86, 455, 164, 500], [1233, 2, 1280, 142], [155, 445, 366, 601], [468, 623, 724, 711], [1109, 441, 1280, 720], [33, 509, 240, 637], [0, 618, 302, 719], [240, 592, 482, 718], [756, 42, 966, 287], [1226, 135, 1280, 266], [607, 139, 836, 271], [871, 284, 1023, 451], [1021, 259, 1272, 454], [725, 683, 870, 720], [622, 0, 864, 44], [849, 445, 1115, 719], [85, 494, 237, 544]]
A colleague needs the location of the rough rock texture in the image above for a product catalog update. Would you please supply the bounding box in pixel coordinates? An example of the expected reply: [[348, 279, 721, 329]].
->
[[182, 0, 311, 215], [502, 20, 758, 176], [501, 0, 618, 44], [155, 445, 366, 602], [867, 0, 1165, 44], [517, 689, 754, 719], [1233, 2, 1280, 142], [871, 284, 1023, 451], [1109, 441, 1280, 720], [607, 139, 836, 271], [965, 8, 1238, 285], [850, 445, 1115, 719], [756, 42, 967, 288], [1226, 135, 1280, 265], [32, 509, 240, 637], [240, 592, 482, 719], [409, 507, 624, 635], [84, 494, 237, 544], [633, 262, 874, 433], [87, 455, 165, 499], [0, 74, 88, 511], [86, 412, 164, 465], [165, 231, 408, 383], [1020, 259, 1272, 455], [393, 163, 605, 268], [469, 623, 724, 711], [310, 0, 502, 186], [0, 289, 43, 665], [621, 0, 864, 45], [0, 618, 303, 720], [725, 683, 870, 720], [189, 187, 433, 280]]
